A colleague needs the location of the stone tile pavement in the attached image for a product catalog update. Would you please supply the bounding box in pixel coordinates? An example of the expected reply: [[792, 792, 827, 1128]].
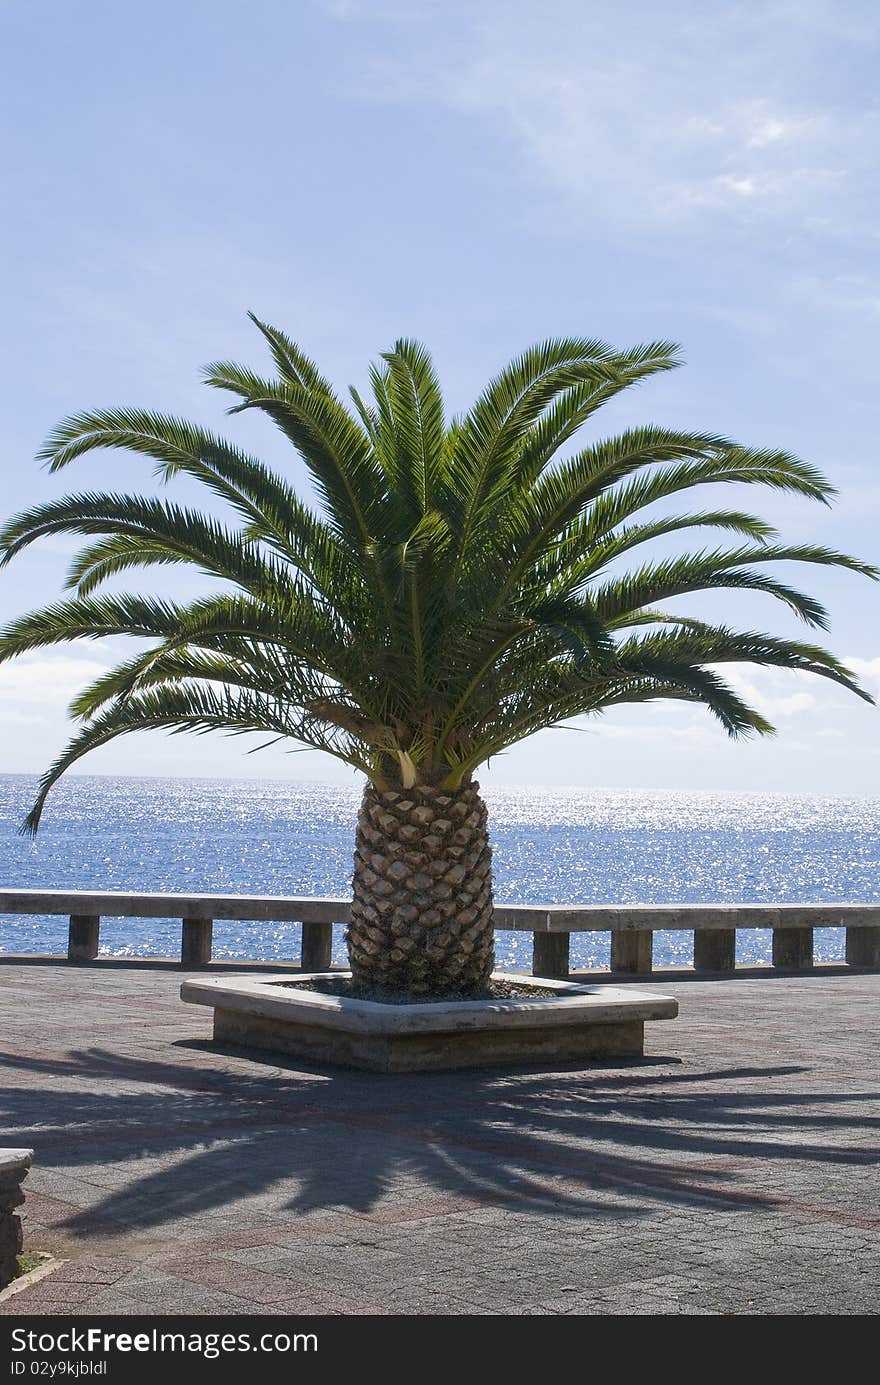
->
[[0, 961, 877, 1315]]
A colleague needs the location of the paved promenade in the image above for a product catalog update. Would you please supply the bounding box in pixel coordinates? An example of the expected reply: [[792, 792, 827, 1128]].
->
[[0, 961, 877, 1315]]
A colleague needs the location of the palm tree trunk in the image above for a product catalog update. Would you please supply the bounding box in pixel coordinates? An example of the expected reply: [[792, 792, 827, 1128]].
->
[[346, 781, 495, 997]]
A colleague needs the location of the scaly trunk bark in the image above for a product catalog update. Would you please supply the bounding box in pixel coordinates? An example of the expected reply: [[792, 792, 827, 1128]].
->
[[346, 781, 495, 996]]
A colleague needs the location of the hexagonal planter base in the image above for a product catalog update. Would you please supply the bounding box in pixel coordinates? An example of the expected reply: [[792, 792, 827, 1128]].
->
[[181, 972, 678, 1072]]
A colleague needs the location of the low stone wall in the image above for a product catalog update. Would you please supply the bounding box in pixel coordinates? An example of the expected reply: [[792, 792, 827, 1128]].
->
[[0, 1150, 32, 1290]]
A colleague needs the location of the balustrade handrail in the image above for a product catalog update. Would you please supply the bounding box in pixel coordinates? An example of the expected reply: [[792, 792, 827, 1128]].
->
[[0, 889, 878, 927]]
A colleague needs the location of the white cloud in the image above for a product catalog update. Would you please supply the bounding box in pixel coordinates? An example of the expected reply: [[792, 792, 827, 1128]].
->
[[589, 719, 716, 747], [749, 119, 790, 148], [586, 654, 878, 757], [0, 653, 109, 715], [721, 657, 880, 723], [845, 656, 880, 699], [715, 175, 759, 198], [720, 667, 819, 720]]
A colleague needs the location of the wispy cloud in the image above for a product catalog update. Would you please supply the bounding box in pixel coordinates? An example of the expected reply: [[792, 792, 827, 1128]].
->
[[593, 653, 878, 746], [0, 652, 110, 722], [335, 2, 878, 236]]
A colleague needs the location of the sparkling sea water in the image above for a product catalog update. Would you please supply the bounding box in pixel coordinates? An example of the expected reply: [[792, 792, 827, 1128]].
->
[[0, 773, 878, 968]]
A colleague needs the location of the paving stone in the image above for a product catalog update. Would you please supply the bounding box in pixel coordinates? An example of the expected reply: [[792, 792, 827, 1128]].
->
[[0, 961, 877, 1315]]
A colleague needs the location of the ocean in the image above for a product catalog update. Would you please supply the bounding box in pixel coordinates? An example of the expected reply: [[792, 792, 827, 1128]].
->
[[0, 773, 878, 968]]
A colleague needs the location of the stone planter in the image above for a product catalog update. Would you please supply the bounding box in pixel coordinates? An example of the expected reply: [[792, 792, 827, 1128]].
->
[[0, 1150, 32, 1290], [181, 972, 678, 1072]]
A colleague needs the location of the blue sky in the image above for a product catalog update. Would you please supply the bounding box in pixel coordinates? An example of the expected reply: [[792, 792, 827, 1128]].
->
[[0, 0, 878, 792]]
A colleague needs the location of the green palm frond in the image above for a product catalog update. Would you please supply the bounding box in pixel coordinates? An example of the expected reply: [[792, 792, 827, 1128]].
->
[[519, 432, 833, 564], [0, 492, 276, 594], [508, 341, 683, 491], [592, 545, 877, 630], [245, 312, 334, 394], [614, 624, 872, 701], [377, 340, 446, 520], [1, 315, 874, 827], [444, 339, 632, 568], [23, 683, 375, 836], [203, 363, 390, 545]]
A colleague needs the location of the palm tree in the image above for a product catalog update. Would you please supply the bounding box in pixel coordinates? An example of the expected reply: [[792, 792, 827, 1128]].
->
[[0, 317, 874, 996]]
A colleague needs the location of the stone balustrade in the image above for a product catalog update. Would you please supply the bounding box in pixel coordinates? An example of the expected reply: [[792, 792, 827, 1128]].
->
[[0, 890, 878, 979]]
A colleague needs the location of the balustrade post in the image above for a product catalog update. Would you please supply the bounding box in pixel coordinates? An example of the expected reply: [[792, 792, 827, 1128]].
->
[[693, 927, 736, 973], [845, 926, 880, 969], [300, 920, 333, 971], [532, 930, 571, 979], [67, 915, 100, 962], [772, 927, 813, 971], [181, 917, 213, 967], [610, 929, 653, 975]]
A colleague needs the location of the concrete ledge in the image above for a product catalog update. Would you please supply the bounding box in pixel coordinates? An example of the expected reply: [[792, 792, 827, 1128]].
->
[[0, 1253, 63, 1305], [0, 1151, 31, 1178], [0, 954, 857, 979], [182, 972, 678, 1072], [2, 889, 878, 931], [212, 1007, 648, 1071], [0, 1149, 32, 1291]]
